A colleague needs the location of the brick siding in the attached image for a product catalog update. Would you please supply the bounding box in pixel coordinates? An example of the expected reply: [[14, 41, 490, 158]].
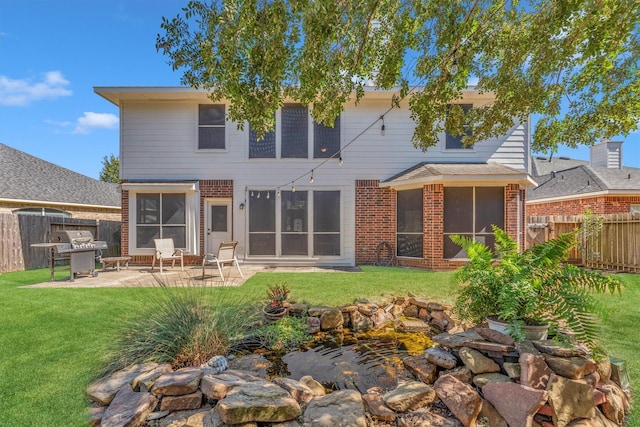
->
[[527, 195, 640, 217]]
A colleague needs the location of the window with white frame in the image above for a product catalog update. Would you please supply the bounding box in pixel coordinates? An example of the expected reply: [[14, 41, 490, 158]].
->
[[249, 104, 341, 159], [247, 190, 340, 256], [445, 104, 473, 150], [199, 104, 225, 150], [135, 193, 186, 249], [443, 186, 504, 259], [397, 188, 424, 258]]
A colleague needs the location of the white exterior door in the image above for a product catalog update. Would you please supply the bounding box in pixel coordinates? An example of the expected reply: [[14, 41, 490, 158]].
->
[[205, 199, 232, 254]]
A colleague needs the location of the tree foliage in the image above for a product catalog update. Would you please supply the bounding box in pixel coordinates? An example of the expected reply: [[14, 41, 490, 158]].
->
[[157, 0, 639, 152], [99, 154, 120, 184]]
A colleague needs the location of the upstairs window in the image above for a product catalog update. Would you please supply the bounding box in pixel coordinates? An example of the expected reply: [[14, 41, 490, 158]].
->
[[199, 104, 225, 150], [314, 115, 341, 158], [249, 122, 276, 158], [445, 104, 472, 150], [281, 104, 308, 158]]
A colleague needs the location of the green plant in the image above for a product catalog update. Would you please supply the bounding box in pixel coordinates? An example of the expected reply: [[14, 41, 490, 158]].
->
[[451, 226, 622, 347], [251, 316, 312, 352], [267, 283, 290, 309]]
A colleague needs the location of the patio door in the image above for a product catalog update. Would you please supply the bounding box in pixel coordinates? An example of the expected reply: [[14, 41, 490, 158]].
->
[[205, 199, 232, 255]]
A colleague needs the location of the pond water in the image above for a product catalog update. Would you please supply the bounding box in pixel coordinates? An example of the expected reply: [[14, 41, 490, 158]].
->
[[266, 327, 434, 393]]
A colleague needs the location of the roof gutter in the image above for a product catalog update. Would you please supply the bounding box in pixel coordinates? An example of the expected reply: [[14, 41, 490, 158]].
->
[[0, 198, 120, 210]]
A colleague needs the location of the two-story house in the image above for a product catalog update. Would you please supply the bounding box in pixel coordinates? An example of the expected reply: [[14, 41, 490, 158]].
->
[[95, 86, 535, 270]]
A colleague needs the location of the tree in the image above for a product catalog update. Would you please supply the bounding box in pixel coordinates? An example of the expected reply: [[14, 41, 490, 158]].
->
[[156, 0, 639, 153], [99, 154, 120, 183]]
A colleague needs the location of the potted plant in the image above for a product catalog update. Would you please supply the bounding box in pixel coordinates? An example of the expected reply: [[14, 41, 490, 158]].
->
[[263, 283, 291, 320], [451, 225, 622, 347]]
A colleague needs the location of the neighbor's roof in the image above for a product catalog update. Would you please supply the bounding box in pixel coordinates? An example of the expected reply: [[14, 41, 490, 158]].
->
[[528, 156, 640, 202], [0, 143, 120, 209], [380, 162, 536, 190]]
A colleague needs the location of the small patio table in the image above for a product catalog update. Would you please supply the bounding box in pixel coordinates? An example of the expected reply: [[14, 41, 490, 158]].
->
[[100, 256, 131, 272]]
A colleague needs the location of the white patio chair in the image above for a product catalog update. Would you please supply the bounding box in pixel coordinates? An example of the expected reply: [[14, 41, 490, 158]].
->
[[202, 241, 243, 281], [152, 238, 184, 273]]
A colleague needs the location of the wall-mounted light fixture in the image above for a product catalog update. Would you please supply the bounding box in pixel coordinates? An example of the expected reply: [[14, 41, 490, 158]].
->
[[239, 202, 245, 210]]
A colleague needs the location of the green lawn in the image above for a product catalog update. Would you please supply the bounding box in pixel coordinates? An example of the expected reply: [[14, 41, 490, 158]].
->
[[0, 266, 636, 426]]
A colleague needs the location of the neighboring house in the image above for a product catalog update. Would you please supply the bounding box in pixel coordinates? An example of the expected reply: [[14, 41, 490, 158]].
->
[[0, 143, 120, 221], [528, 141, 640, 216], [95, 86, 535, 270]]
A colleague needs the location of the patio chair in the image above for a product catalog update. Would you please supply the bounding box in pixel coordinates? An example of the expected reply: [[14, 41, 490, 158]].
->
[[202, 241, 243, 281], [152, 238, 184, 273]]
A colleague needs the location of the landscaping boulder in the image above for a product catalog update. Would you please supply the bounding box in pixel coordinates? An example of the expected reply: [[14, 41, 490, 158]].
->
[[303, 389, 367, 427]]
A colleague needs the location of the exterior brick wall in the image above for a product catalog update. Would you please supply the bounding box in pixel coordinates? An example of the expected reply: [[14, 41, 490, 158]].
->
[[0, 201, 120, 222], [527, 195, 640, 217], [198, 180, 234, 257], [354, 180, 396, 265], [355, 181, 525, 271]]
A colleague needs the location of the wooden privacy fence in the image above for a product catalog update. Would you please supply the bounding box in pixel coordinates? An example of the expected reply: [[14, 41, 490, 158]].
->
[[0, 213, 121, 273], [527, 213, 640, 273]]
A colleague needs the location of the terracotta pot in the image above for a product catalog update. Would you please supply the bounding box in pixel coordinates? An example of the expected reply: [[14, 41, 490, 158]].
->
[[263, 305, 288, 321], [486, 316, 549, 340]]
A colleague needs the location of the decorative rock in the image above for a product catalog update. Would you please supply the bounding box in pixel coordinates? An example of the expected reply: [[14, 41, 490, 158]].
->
[[383, 381, 437, 412], [157, 406, 214, 427], [299, 375, 326, 396], [362, 391, 396, 422], [609, 357, 631, 390], [459, 347, 500, 374], [215, 380, 301, 424], [439, 366, 473, 384], [100, 385, 157, 427], [503, 362, 521, 379], [185, 409, 221, 427], [400, 318, 432, 332], [431, 310, 454, 331], [350, 310, 373, 333], [357, 303, 378, 316], [519, 353, 552, 390], [432, 330, 483, 349], [546, 373, 595, 427], [598, 380, 630, 424], [303, 389, 367, 426], [409, 297, 430, 308], [307, 306, 331, 317], [543, 355, 596, 380], [476, 327, 516, 346], [320, 308, 344, 330], [152, 367, 203, 396], [583, 371, 600, 388], [306, 317, 321, 334], [340, 304, 358, 313], [434, 374, 483, 427], [228, 354, 272, 378], [479, 399, 508, 427], [89, 406, 104, 427], [403, 355, 438, 384], [532, 340, 588, 357], [398, 410, 462, 427], [472, 373, 512, 388], [223, 369, 264, 382], [200, 373, 246, 400], [428, 301, 448, 311], [403, 304, 419, 318], [272, 377, 315, 403], [425, 347, 458, 369], [418, 307, 430, 321], [132, 363, 173, 392], [482, 382, 548, 427], [288, 303, 310, 315], [567, 408, 619, 427], [516, 340, 541, 356], [371, 308, 394, 329], [463, 340, 514, 353], [87, 363, 160, 405], [161, 390, 203, 411], [201, 356, 228, 374], [595, 357, 612, 383]]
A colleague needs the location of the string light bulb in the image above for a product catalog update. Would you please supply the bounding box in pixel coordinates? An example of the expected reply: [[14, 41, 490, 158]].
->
[[266, 191, 270, 199], [292, 183, 296, 192], [310, 170, 314, 184], [276, 188, 281, 197], [251, 190, 254, 197], [380, 116, 386, 136], [450, 49, 458, 75], [257, 191, 261, 198], [339, 156, 343, 166]]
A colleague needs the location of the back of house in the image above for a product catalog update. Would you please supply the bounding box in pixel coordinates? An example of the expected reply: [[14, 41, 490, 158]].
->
[[95, 86, 534, 270]]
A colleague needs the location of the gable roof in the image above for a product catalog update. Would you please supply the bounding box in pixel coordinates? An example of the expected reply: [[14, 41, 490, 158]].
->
[[529, 156, 640, 202], [381, 162, 536, 190], [0, 143, 120, 209]]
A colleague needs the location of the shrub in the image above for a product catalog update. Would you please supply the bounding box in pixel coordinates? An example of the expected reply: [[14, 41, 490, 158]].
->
[[251, 316, 311, 353]]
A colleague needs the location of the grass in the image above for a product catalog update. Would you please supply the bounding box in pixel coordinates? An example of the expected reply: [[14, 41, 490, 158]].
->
[[0, 266, 636, 426]]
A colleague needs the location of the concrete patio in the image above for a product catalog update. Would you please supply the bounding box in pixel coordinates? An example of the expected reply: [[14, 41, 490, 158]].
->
[[22, 263, 362, 288]]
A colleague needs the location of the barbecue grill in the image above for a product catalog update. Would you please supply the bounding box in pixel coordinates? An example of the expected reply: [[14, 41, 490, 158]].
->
[[32, 230, 108, 281]]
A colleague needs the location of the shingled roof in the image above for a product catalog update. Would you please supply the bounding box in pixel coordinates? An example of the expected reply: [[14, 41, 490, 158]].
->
[[529, 156, 640, 201], [0, 143, 120, 208]]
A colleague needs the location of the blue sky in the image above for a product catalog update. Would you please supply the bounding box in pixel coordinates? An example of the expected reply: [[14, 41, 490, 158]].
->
[[1, 0, 638, 179]]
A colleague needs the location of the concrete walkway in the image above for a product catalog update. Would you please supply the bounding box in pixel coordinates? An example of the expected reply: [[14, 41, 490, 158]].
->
[[22, 264, 361, 288]]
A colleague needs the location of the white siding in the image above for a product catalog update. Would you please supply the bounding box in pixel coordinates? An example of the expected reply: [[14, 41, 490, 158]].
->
[[118, 94, 530, 264]]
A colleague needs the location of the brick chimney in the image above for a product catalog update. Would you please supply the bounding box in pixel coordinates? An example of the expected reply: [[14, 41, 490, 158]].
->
[[590, 140, 623, 169]]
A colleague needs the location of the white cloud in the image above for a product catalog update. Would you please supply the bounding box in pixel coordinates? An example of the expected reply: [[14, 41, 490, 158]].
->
[[73, 112, 119, 134], [0, 71, 72, 106], [45, 119, 72, 128]]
